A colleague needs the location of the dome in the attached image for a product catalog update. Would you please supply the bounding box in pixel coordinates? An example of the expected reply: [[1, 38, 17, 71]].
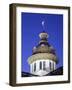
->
[[33, 32, 56, 55], [28, 31, 57, 64], [27, 21, 58, 76]]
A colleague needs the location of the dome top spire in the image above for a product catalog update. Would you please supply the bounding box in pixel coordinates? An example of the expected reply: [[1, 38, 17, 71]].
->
[[42, 20, 45, 30], [39, 20, 49, 39]]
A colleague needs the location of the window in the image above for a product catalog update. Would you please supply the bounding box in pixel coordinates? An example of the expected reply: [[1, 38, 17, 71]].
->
[[40, 62, 42, 70], [49, 62, 51, 71], [34, 63, 36, 72], [50, 62, 54, 71], [52, 62, 54, 71], [43, 61, 45, 70]]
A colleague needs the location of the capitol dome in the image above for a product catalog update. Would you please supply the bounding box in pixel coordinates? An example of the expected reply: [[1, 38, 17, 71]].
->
[[28, 31, 58, 76]]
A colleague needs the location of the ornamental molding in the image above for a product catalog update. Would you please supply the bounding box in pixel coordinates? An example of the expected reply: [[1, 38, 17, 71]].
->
[[28, 53, 57, 64]]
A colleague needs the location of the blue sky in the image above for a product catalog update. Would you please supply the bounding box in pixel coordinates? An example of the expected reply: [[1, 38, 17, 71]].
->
[[21, 12, 63, 73]]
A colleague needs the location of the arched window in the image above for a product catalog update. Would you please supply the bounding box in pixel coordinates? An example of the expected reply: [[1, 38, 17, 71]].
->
[[43, 61, 45, 70], [34, 63, 36, 72], [40, 62, 42, 70], [49, 62, 55, 71], [53, 62, 54, 71], [50, 62, 51, 71]]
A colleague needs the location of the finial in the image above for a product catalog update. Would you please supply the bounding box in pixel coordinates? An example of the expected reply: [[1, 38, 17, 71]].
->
[[39, 20, 49, 39], [42, 20, 45, 30]]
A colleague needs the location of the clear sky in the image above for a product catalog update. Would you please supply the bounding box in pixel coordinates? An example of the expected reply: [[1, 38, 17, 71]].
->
[[21, 12, 63, 73]]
